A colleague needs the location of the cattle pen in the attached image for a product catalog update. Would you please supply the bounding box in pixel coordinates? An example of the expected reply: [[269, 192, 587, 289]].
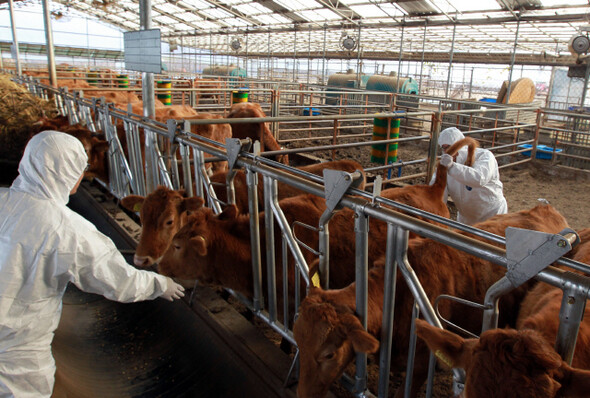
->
[[4, 74, 590, 398]]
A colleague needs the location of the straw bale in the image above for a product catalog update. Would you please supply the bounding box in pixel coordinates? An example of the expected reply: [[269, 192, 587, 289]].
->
[[0, 74, 58, 161]]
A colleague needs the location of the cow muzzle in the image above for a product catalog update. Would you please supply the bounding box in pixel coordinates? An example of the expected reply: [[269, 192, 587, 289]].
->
[[134, 254, 159, 268]]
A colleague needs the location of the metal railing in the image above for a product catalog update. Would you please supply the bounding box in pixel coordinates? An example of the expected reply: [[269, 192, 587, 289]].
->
[[16, 75, 590, 398]]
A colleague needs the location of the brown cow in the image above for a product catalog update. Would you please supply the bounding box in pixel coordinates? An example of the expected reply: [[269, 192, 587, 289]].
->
[[120, 160, 366, 267], [156, 175, 458, 318], [210, 159, 366, 213], [153, 106, 232, 173], [121, 188, 205, 267], [293, 204, 569, 398], [226, 102, 289, 164]]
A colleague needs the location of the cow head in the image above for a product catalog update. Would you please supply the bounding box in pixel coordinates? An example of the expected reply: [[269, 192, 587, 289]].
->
[[414, 319, 590, 398], [293, 287, 379, 398], [157, 205, 239, 280], [120, 187, 204, 267]]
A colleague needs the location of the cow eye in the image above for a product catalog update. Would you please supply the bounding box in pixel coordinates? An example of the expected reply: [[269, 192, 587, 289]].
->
[[186, 210, 192, 216], [174, 244, 181, 250], [320, 352, 335, 362], [165, 219, 174, 226]]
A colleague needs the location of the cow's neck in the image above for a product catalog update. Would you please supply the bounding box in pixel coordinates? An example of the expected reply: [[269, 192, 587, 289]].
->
[[207, 213, 267, 294], [326, 266, 386, 337]]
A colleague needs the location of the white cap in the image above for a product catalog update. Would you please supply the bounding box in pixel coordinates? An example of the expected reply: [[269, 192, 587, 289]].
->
[[438, 127, 465, 147]]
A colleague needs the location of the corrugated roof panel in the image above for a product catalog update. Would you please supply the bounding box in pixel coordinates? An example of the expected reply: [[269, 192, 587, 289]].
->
[[296, 8, 342, 21], [179, 0, 213, 10], [255, 13, 292, 24], [156, 3, 186, 14], [234, 2, 273, 15], [199, 7, 234, 19], [349, 4, 389, 18], [396, 0, 437, 15]]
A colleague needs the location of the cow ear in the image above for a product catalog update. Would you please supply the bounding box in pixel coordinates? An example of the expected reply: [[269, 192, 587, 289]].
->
[[121, 195, 145, 213], [190, 235, 207, 256], [217, 204, 238, 221], [181, 197, 205, 215], [414, 319, 473, 369], [555, 364, 590, 397], [341, 313, 379, 354], [91, 137, 110, 153]]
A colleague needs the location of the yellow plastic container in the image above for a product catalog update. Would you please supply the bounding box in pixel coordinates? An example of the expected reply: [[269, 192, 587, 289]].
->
[[371, 117, 400, 164]]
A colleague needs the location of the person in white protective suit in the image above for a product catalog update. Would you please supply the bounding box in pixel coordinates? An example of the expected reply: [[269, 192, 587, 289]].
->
[[0, 130, 186, 398], [434, 127, 508, 225]]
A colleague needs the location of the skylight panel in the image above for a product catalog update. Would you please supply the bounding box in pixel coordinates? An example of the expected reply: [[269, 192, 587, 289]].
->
[[235, 2, 273, 15], [154, 15, 178, 25], [157, 3, 185, 14], [221, 18, 249, 27], [273, 0, 322, 12], [199, 7, 234, 19], [180, 0, 213, 10], [218, 0, 248, 5], [435, 0, 501, 12], [178, 12, 203, 22], [337, 0, 369, 5], [172, 22, 195, 31], [255, 13, 291, 24], [296, 8, 341, 21], [541, 0, 588, 6], [349, 4, 388, 18]]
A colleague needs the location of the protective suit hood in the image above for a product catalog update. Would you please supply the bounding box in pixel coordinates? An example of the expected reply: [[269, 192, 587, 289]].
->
[[438, 127, 465, 147], [11, 130, 87, 206]]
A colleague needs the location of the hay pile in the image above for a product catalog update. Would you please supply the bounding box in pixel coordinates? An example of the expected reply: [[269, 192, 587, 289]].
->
[[0, 74, 58, 161]]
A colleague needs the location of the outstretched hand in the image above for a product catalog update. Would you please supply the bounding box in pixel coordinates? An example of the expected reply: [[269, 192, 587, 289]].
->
[[161, 277, 186, 301]]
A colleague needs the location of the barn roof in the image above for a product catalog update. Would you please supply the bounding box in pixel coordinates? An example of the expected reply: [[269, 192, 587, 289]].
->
[[2, 0, 589, 64]]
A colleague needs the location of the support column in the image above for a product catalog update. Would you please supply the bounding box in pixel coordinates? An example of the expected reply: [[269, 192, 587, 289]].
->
[[445, 17, 457, 99], [505, 16, 521, 104], [41, 0, 57, 87], [8, 0, 21, 75], [139, 0, 155, 119]]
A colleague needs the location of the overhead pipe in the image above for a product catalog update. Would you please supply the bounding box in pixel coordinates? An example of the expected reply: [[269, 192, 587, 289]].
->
[[41, 0, 57, 87], [8, 0, 21, 76]]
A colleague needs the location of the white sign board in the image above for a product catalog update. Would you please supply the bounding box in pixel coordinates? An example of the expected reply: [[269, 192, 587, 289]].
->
[[124, 29, 162, 74]]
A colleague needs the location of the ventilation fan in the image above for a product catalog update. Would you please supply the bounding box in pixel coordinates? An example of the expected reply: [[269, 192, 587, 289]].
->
[[340, 35, 357, 51], [230, 38, 242, 51], [569, 33, 590, 56]]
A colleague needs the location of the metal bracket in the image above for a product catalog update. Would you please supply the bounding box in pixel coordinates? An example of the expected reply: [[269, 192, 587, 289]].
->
[[372, 175, 383, 204], [505, 227, 579, 287], [225, 137, 252, 171], [166, 119, 178, 140], [323, 169, 364, 212]]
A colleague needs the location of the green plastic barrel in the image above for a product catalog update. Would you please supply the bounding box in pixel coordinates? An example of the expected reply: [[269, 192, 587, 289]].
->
[[157, 80, 172, 105], [87, 71, 99, 86], [371, 117, 400, 164], [117, 74, 129, 88], [231, 90, 248, 104]]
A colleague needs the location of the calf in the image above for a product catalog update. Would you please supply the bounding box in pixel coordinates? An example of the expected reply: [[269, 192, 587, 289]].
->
[[121, 160, 366, 267], [210, 159, 366, 213], [121, 188, 205, 267], [415, 298, 590, 398], [293, 204, 569, 398], [226, 102, 289, 164], [156, 177, 459, 320]]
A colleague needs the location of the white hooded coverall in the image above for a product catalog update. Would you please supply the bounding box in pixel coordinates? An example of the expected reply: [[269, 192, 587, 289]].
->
[[0, 131, 170, 397], [435, 127, 508, 225]]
